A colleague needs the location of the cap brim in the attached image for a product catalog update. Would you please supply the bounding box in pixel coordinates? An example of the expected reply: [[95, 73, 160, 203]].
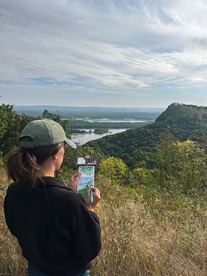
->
[[64, 138, 77, 149]]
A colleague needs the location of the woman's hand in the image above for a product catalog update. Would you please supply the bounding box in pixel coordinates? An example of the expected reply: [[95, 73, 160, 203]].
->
[[86, 187, 101, 212], [70, 172, 81, 192]]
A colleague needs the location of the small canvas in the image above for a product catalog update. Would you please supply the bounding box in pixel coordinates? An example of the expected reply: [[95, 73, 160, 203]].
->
[[77, 165, 95, 198]]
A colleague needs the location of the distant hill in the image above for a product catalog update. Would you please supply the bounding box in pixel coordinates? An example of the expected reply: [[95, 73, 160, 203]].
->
[[13, 105, 164, 120], [86, 103, 207, 167], [156, 103, 207, 121]]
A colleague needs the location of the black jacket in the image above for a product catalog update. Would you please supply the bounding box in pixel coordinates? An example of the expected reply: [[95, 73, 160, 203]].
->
[[4, 177, 101, 275]]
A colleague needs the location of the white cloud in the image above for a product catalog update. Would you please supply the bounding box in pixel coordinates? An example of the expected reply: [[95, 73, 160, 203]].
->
[[1, 0, 207, 107]]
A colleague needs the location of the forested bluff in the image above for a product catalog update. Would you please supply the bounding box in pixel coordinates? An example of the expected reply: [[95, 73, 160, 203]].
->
[[87, 102, 207, 168]]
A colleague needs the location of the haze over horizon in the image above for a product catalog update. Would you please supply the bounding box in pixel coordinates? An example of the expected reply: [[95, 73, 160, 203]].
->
[[1, 0, 207, 108]]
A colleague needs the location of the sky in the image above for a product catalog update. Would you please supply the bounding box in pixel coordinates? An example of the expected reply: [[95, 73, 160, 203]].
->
[[1, 0, 207, 108]]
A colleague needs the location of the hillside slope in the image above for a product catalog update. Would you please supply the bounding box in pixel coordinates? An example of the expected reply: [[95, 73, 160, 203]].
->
[[86, 103, 207, 167]]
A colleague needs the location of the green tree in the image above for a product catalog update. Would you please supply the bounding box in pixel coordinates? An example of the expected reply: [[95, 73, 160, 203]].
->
[[42, 109, 61, 122], [172, 139, 207, 193], [99, 156, 127, 184], [42, 109, 72, 137], [154, 133, 177, 187], [0, 104, 33, 157], [133, 167, 158, 186], [154, 134, 207, 193]]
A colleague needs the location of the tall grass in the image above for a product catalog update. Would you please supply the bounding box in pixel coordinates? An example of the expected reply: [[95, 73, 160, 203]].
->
[[1, 169, 207, 275], [91, 176, 207, 276]]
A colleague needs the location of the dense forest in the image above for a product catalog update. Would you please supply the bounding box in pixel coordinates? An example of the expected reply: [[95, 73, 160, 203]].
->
[[87, 103, 207, 168]]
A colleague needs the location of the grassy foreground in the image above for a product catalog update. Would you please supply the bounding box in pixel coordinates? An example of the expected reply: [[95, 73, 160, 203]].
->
[[1, 169, 207, 275]]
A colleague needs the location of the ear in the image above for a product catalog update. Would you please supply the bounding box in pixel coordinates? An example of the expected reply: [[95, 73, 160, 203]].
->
[[52, 154, 58, 160]]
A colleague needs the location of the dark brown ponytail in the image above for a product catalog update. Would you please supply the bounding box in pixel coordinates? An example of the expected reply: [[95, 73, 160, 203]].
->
[[6, 142, 63, 187]]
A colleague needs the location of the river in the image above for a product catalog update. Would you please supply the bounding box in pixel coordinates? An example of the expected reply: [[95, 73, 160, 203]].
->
[[71, 129, 127, 145]]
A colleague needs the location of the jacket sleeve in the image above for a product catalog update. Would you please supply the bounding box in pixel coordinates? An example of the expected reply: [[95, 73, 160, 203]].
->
[[4, 183, 17, 237], [63, 193, 101, 262]]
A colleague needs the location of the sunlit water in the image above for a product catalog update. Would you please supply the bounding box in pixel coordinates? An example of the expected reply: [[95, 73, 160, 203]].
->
[[71, 129, 127, 145]]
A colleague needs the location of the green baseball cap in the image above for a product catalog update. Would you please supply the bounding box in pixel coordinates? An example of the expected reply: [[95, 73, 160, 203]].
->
[[19, 119, 77, 149]]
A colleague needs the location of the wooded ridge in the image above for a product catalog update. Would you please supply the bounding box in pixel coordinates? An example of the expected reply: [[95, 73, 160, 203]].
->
[[86, 103, 207, 168]]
